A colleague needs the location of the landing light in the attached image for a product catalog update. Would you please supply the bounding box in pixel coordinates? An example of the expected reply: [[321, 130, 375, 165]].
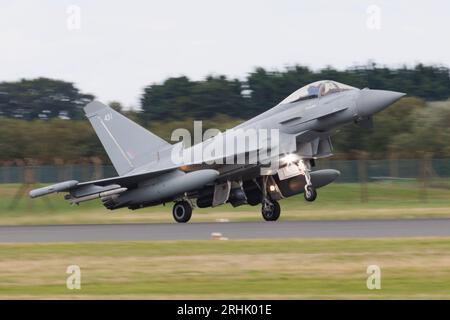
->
[[282, 153, 298, 164], [269, 185, 276, 192]]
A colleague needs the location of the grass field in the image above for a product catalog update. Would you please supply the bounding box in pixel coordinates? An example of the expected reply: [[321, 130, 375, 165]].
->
[[1, 238, 450, 299], [1, 182, 450, 300], [0, 182, 449, 225]]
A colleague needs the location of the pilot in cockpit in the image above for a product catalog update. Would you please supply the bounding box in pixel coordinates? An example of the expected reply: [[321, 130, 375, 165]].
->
[[307, 84, 320, 96]]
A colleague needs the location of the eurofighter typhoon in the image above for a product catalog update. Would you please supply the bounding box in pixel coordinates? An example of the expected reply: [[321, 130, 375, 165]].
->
[[30, 81, 405, 222]]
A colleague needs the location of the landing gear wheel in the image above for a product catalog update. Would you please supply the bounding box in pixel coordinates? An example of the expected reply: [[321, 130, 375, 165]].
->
[[172, 201, 192, 223], [261, 200, 281, 221], [304, 185, 317, 202]]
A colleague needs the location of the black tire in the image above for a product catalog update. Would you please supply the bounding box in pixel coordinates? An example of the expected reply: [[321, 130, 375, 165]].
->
[[172, 201, 192, 223], [304, 185, 317, 202], [261, 200, 281, 221]]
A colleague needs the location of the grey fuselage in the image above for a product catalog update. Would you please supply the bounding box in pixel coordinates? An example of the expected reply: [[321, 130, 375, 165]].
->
[[116, 86, 404, 208], [146, 87, 404, 174]]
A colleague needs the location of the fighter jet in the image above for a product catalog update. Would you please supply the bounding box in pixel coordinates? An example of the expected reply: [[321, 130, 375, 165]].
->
[[30, 80, 405, 222]]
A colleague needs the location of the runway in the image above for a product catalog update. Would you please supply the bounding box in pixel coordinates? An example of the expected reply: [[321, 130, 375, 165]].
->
[[1, 219, 450, 243]]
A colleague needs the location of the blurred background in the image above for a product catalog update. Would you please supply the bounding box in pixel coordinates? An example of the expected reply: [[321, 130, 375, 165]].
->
[[0, 0, 449, 218], [1, 1, 449, 215]]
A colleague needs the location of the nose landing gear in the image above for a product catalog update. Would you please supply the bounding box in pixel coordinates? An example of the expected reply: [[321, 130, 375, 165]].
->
[[304, 185, 317, 202], [298, 159, 317, 202]]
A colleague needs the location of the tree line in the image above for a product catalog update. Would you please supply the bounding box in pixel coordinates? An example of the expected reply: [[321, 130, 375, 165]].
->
[[141, 63, 450, 121], [0, 63, 450, 164]]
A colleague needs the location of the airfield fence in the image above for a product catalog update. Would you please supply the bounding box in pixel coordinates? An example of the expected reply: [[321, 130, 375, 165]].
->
[[0, 158, 448, 184], [0, 158, 448, 204]]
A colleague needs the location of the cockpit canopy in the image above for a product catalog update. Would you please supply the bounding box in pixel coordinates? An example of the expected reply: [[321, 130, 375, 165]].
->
[[279, 80, 357, 105]]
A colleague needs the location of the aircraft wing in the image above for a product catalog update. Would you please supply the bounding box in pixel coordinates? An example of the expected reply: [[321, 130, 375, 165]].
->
[[29, 167, 178, 198], [75, 168, 177, 187]]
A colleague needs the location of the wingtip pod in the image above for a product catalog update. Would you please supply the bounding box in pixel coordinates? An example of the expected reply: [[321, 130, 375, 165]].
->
[[29, 180, 79, 198]]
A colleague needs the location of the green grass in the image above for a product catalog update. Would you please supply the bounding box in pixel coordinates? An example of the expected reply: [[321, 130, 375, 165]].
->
[[0, 181, 450, 225], [1, 238, 450, 299]]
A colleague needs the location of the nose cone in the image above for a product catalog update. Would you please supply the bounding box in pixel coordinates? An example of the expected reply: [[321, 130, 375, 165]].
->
[[356, 89, 405, 117]]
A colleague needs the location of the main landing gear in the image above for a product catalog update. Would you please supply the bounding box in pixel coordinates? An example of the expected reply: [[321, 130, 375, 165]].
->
[[260, 175, 281, 221], [172, 200, 192, 223], [261, 199, 280, 221]]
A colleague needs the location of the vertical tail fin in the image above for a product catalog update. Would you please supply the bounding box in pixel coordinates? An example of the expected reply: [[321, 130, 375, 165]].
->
[[84, 101, 170, 176]]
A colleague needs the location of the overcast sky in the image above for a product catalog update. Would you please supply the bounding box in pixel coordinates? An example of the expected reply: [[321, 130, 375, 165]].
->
[[1, 0, 449, 108]]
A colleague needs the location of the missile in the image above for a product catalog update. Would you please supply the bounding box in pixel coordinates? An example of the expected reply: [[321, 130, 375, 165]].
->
[[68, 193, 98, 204], [68, 187, 128, 205], [100, 187, 128, 198]]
